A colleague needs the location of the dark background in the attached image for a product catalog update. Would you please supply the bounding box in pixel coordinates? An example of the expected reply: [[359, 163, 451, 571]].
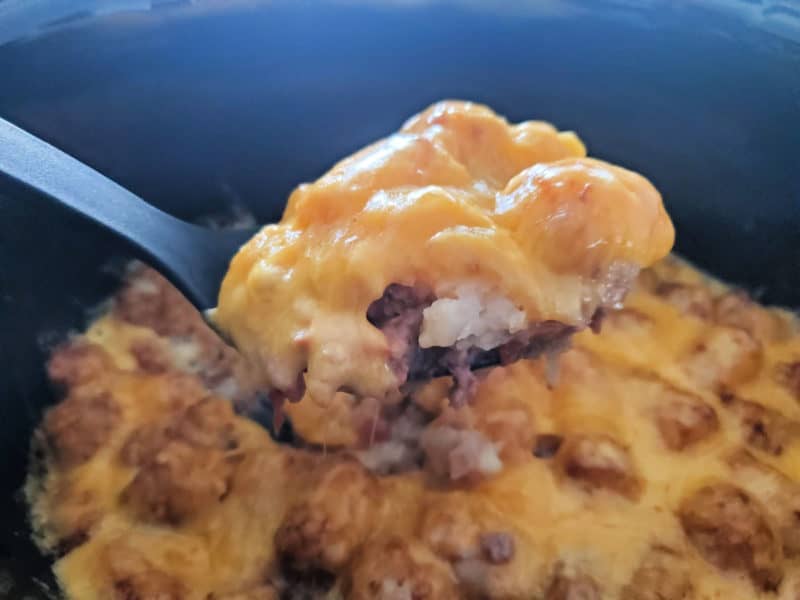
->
[[0, 1, 798, 596]]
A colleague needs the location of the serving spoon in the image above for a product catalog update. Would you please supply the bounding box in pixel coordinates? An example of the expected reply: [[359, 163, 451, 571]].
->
[[0, 117, 569, 383], [0, 116, 256, 312]]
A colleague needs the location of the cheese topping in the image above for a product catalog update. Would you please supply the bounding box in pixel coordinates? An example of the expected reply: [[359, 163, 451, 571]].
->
[[27, 257, 800, 600]]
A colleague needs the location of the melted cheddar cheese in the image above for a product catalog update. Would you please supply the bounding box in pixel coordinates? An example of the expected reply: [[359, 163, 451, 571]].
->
[[214, 101, 674, 403], [27, 256, 800, 600]]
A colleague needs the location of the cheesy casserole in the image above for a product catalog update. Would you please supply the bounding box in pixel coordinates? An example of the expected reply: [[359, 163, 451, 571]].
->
[[25, 102, 800, 599]]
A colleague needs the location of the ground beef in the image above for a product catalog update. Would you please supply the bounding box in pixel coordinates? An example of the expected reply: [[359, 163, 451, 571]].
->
[[368, 284, 578, 406], [678, 483, 783, 591], [367, 284, 434, 325], [495, 321, 576, 368], [556, 434, 641, 499], [43, 389, 120, 467], [367, 283, 434, 384], [275, 460, 382, 572], [436, 319, 574, 405], [719, 392, 800, 456], [654, 390, 718, 451]]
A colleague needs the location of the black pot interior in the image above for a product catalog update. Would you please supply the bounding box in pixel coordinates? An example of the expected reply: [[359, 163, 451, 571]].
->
[[0, 1, 798, 595]]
